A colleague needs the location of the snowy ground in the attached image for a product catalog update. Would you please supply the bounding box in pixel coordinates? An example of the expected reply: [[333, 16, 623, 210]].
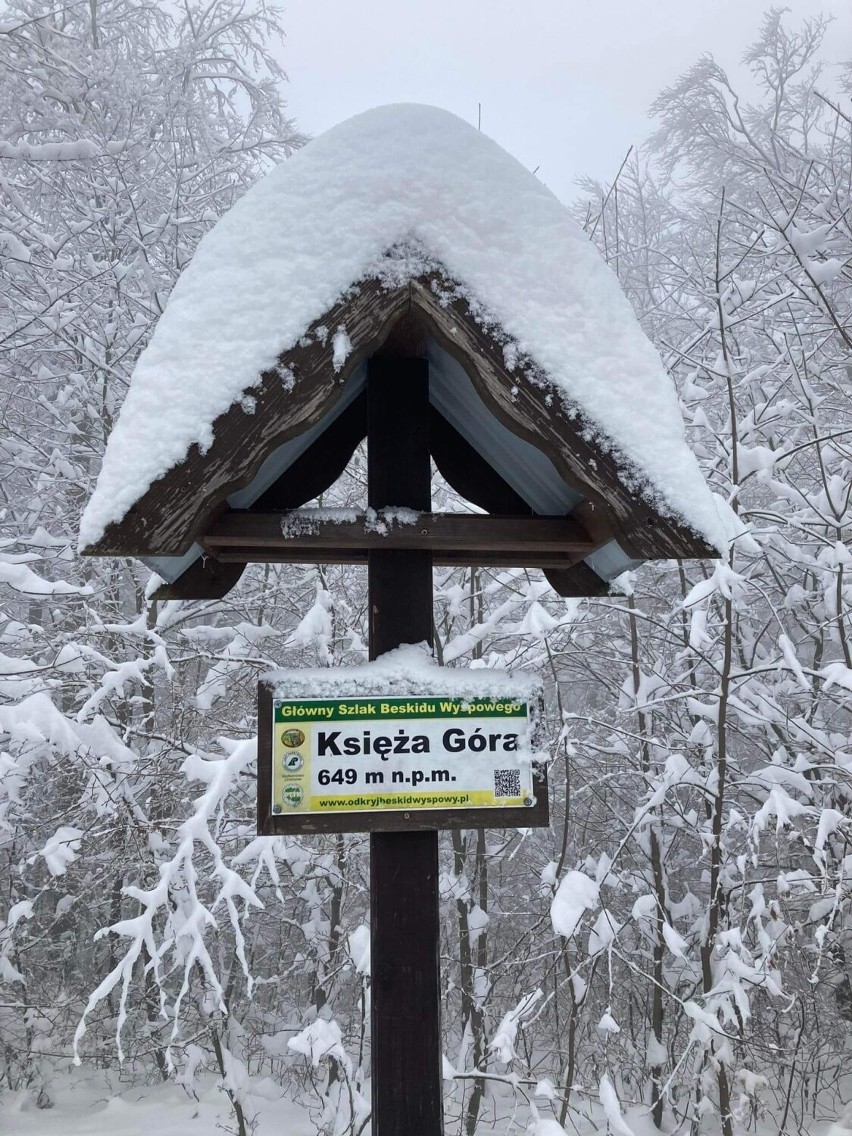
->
[[3, 1070, 850, 1135], [0, 1071, 315, 1136]]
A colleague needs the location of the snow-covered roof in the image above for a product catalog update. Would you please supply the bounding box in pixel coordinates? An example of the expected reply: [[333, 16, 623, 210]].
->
[[80, 103, 725, 573]]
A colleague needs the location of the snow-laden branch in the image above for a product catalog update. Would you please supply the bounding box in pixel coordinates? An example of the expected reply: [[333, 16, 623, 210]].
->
[[73, 737, 261, 1063]]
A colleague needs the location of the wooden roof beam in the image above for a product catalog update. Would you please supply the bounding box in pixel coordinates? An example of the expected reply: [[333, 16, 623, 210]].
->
[[203, 511, 598, 556], [208, 549, 591, 570]]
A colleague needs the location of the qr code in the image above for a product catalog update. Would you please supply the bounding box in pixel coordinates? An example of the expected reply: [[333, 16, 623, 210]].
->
[[494, 769, 521, 798]]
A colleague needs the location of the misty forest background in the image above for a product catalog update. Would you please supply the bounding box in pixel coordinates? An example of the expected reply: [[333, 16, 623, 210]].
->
[[1, 3, 851, 1134]]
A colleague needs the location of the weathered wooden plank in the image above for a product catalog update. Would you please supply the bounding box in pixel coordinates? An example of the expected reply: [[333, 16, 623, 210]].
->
[[410, 273, 717, 561], [204, 511, 596, 553], [211, 548, 589, 569], [84, 280, 410, 556]]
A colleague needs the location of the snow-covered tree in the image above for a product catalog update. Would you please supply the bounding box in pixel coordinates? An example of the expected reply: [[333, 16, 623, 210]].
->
[[0, 0, 303, 1114], [1, 7, 850, 1136]]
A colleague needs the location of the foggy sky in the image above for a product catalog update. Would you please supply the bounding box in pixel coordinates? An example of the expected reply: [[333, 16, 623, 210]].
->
[[280, 0, 852, 202]]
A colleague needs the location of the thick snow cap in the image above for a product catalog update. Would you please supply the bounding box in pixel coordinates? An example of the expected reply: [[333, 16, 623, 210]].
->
[[80, 103, 725, 554], [265, 644, 544, 703]]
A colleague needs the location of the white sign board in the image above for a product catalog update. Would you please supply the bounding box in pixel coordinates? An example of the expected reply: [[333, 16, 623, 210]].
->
[[270, 695, 538, 816]]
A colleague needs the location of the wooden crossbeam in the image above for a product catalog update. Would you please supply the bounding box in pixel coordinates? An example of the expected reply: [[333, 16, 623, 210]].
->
[[204, 510, 596, 558], [209, 549, 592, 569], [153, 400, 622, 600]]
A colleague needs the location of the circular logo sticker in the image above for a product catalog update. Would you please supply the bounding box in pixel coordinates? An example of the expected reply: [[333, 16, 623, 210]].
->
[[282, 752, 304, 773], [283, 784, 304, 808], [281, 728, 305, 748]]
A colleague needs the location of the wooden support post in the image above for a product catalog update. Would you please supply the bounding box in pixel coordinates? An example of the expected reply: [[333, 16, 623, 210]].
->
[[367, 351, 443, 1136]]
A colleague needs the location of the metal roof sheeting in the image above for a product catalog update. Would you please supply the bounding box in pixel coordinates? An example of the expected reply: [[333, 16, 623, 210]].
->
[[145, 338, 636, 585]]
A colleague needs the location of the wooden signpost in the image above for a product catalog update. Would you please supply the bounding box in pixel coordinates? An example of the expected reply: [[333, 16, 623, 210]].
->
[[255, 339, 548, 1133], [367, 347, 443, 1134], [83, 276, 715, 1134]]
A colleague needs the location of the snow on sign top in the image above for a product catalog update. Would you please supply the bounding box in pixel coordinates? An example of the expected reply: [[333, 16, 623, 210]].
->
[[264, 645, 543, 703], [80, 103, 725, 553]]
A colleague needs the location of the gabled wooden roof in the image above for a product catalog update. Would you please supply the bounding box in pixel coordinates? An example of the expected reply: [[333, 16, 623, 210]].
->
[[81, 263, 716, 599]]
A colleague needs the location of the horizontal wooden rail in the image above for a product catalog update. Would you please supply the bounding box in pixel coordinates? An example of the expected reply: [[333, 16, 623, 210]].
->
[[204, 510, 598, 558], [210, 549, 590, 569]]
